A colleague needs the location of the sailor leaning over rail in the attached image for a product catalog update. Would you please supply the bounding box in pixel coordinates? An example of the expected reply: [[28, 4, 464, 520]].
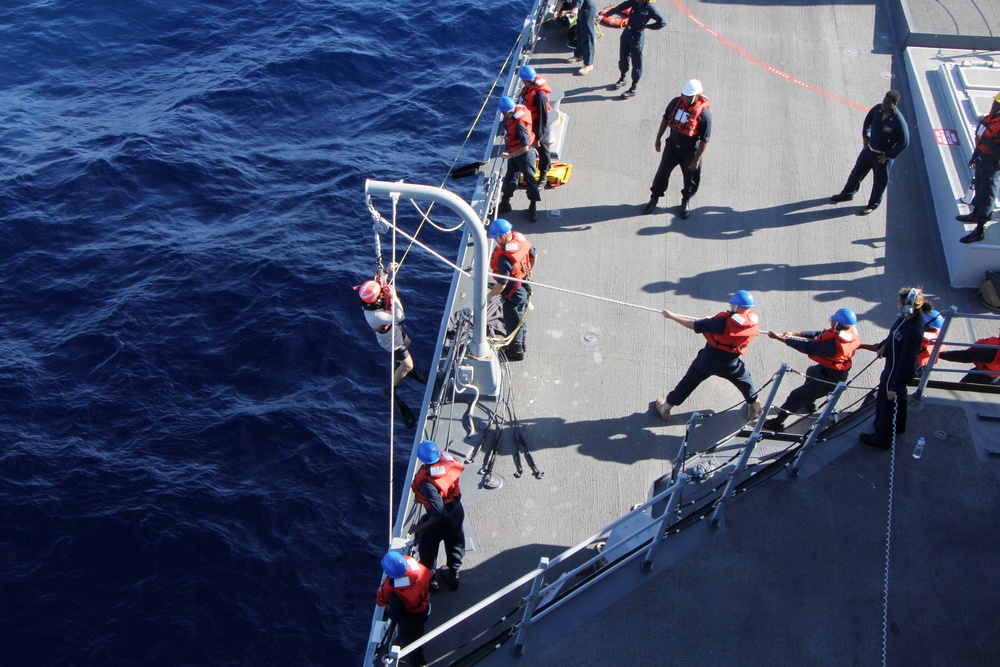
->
[[915, 308, 945, 375], [761, 308, 862, 432], [655, 290, 762, 423], [376, 551, 432, 666], [605, 0, 665, 99], [487, 218, 536, 362], [410, 440, 466, 593], [859, 287, 925, 450], [497, 96, 541, 222]]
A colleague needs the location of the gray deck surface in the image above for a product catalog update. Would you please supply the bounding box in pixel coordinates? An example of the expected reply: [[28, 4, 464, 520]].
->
[[400, 1, 1000, 665], [900, 0, 1000, 38]]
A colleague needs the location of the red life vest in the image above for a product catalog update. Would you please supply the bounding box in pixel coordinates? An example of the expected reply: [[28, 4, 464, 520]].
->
[[668, 95, 709, 138], [975, 112, 1000, 155], [704, 310, 759, 355], [972, 336, 1000, 378], [520, 79, 552, 115], [808, 326, 860, 371], [489, 231, 534, 297], [376, 555, 432, 614], [504, 105, 536, 153], [411, 452, 464, 507], [917, 329, 943, 367]]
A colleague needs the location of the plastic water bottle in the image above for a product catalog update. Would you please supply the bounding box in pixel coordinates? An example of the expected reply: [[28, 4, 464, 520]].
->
[[912, 437, 926, 460]]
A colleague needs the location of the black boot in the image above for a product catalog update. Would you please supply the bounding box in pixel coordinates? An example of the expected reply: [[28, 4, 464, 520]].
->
[[680, 199, 691, 219], [763, 409, 788, 432], [528, 200, 537, 222], [960, 225, 985, 243], [613, 74, 627, 89], [504, 343, 525, 361], [498, 197, 512, 213], [621, 83, 638, 99], [643, 197, 659, 214]]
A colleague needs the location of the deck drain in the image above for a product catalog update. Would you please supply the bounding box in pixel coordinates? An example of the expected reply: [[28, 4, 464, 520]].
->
[[581, 332, 599, 346], [844, 47, 858, 56], [881, 71, 894, 79], [934, 430, 947, 441]]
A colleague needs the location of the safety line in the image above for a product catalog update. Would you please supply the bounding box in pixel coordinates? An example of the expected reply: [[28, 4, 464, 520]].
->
[[669, 0, 868, 112], [881, 397, 899, 667], [393, 33, 522, 273]]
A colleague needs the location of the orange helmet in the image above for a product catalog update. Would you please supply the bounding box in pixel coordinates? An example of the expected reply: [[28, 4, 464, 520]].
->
[[358, 280, 382, 304]]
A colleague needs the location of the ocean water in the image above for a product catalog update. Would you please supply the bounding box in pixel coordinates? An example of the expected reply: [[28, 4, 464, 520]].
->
[[0, 1, 519, 664]]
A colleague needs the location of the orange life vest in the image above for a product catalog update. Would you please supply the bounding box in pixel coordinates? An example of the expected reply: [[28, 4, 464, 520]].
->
[[808, 326, 860, 371], [975, 112, 1000, 155], [504, 105, 535, 154], [489, 231, 534, 297], [376, 555, 432, 614], [411, 452, 464, 507], [972, 336, 1000, 378], [668, 95, 710, 138], [519, 79, 552, 114], [704, 310, 760, 356], [598, 5, 629, 27], [917, 329, 942, 367]]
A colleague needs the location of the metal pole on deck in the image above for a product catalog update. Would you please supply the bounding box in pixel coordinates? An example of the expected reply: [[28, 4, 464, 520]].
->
[[365, 179, 501, 395], [641, 475, 686, 571], [790, 381, 847, 476], [912, 305, 958, 404], [511, 557, 549, 656], [711, 363, 788, 527]]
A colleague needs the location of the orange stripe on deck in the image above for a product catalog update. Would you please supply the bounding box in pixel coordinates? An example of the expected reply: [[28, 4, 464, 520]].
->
[[670, 0, 868, 112]]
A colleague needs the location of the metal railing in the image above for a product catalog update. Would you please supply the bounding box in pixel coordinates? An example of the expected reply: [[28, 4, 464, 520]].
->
[[374, 362, 862, 665], [912, 307, 1000, 402]]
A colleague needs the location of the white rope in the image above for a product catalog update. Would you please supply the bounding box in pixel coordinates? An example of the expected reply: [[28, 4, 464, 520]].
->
[[388, 192, 399, 542], [369, 206, 663, 314], [881, 394, 898, 667], [410, 199, 465, 233]]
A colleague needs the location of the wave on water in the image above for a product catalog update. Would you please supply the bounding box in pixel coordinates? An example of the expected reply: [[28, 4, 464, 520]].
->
[[0, 1, 523, 663]]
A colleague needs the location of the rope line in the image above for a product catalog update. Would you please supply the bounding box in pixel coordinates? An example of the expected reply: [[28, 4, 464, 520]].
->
[[392, 34, 521, 274], [881, 396, 899, 667], [388, 193, 399, 542]]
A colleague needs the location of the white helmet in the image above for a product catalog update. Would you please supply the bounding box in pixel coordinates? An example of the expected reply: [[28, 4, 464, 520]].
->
[[682, 79, 703, 96]]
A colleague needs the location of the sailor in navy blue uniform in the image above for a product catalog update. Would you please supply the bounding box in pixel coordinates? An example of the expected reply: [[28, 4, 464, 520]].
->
[[860, 287, 925, 449], [831, 90, 909, 215], [555, 0, 597, 74], [604, 0, 665, 99]]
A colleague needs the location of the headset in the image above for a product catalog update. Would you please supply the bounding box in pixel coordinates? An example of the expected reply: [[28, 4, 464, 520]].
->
[[902, 288, 919, 318]]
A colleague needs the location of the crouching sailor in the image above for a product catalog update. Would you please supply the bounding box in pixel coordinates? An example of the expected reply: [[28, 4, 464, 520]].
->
[[937, 325, 1000, 385], [411, 440, 466, 592], [763, 308, 861, 431], [376, 551, 432, 666], [655, 290, 762, 422]]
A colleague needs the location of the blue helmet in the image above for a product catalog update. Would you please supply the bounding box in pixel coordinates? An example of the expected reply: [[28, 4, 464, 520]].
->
[[831, 307, 858, 327], [381, 551, 407, 578], [729, 290, 754, 307], [498, 96, 516, 113], [417, 439, 441, 464], [924, 309, 944, 330], [519, 65, 537, 82], [489, 218, 513, 239]]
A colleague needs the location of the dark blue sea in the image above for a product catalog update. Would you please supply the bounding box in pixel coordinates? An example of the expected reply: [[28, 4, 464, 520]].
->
[[0, 2, 520, 664]]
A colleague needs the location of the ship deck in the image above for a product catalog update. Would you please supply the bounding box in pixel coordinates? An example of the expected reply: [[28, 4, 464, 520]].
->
[[370, 1, 1000, 665]]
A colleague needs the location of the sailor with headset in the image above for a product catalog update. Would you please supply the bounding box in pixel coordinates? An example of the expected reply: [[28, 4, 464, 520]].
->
[[860, 287, 925, 449]]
